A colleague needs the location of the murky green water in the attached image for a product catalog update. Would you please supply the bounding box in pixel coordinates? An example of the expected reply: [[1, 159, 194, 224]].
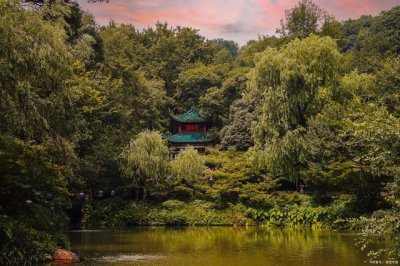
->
[[68, 227, 370, 266]]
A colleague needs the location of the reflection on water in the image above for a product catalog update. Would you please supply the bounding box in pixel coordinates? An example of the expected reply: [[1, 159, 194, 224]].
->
[[68, 227, 368, 266], [96, 254, 166, 263]]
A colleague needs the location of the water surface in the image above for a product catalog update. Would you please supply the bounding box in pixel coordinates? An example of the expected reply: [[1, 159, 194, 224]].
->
[[69, 227, 369, 266]]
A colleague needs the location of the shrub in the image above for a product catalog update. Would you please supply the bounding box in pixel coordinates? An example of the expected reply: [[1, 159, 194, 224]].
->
[[246, 204, 325, 227], [324, 194, 357, 223], [171, 186, 193, 201], [239, 193, 272, 209], [162, 200, 186, 210], [219, 188, 239, 204], [0, 216, 59, 265], [83, 198, 252, 226], [352, 208, 400, 259]]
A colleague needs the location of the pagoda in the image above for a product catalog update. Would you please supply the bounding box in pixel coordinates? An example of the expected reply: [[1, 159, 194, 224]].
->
[[166, 108, 218, 156]]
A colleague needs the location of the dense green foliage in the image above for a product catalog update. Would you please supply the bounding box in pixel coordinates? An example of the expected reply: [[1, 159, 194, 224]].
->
[[1, 0, 400, 263], [83, 199, 250, 227], [250, 34, 342, 183], [120, 131, 169, 190], [171, 147, 205, 183]]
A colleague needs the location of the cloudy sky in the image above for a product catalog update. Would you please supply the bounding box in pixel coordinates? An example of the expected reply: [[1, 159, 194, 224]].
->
[[77, 0, 399, 45]]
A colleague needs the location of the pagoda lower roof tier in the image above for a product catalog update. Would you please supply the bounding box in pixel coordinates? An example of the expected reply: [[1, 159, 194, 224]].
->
[[167, 132, 216, 143]]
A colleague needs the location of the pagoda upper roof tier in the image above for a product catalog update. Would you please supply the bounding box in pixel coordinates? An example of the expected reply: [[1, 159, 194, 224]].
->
[[167, 132, 215, 143], [171, 108, 206, 123]]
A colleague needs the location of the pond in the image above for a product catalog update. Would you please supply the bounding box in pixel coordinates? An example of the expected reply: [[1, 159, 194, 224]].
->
[[68, 227, 370, 266]]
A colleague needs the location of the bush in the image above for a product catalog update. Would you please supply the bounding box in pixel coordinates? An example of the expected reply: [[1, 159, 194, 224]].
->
[[171, 186, 193, 201], [270, 192, 312, 207], [163, 211, 188, 225], [162, 200, 186, 210], [246, 204, 325, 227], [324, 194, 357, 222], [83, 191, 361, 228], [219, 189, 239, 204], [0, 216, 59, 265], [83, 198, 251, 226], [239, 193, 271, 209], [352, 208, 400, 259]]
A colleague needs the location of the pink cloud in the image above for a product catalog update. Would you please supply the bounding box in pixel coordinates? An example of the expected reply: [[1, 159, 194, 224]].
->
[[77, 0, 399, 45], [317, 0, 398, 19], [253, 0, 294, 32], [254, 0, 399, 33], [79, 1, 246, 33]]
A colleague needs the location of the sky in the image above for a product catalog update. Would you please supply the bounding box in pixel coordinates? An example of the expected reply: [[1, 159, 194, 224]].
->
[[77, 0, 399, 45]]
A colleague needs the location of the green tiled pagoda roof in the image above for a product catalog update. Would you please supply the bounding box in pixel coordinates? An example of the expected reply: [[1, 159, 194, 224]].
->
[[167, 132, 214, 143], [172, 108, 206, 123]]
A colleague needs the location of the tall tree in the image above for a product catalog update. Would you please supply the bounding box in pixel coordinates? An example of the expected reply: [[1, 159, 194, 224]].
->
[[199, 67, 250, 127], [277, 0, 341, 39], [174, 62, 225, 112], [220, 98, 260, 151], [250, 35, 342, 183]]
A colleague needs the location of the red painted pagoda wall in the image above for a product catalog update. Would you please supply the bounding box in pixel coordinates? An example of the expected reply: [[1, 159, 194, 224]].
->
[[186, 124, 199, 132], [177, 123, 206, 133]]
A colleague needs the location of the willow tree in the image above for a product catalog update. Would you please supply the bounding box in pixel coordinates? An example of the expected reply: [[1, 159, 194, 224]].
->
[[171, 147, 205, 183], [120, 131, 169, 197], [250, 34, 342, 184]]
